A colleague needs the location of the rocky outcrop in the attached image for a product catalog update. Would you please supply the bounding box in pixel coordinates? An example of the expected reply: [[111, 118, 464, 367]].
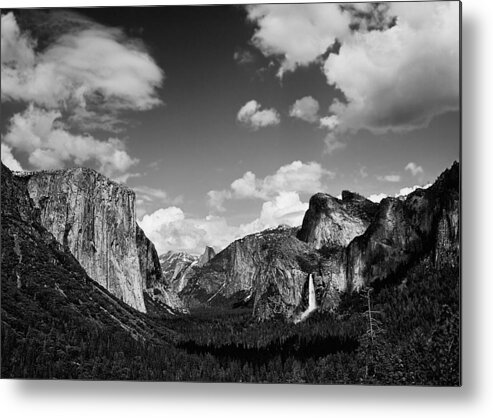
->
[[136, 224, 162, 290], [159, 246, 216, 296], [197, 246, 216, 267], [345, 162, 460, 291], [135, 224, 187, 313], [297, 192, 377, 249], [17, 168, 147, 312], [181, 226, 318, 319], [160, 251, 199, 293], [14, 167, 182, 314]]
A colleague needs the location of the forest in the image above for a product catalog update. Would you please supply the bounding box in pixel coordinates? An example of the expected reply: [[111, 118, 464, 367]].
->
[[1, 251, 459, 385]]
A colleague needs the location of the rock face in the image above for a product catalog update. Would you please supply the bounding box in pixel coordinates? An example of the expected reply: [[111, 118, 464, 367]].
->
[[181, 226, 317, 319], [14, 167, 183, 314], [135, 225, 186, 312], [17, 168, 146, 312], [136, 224, 162, 291], [345, 161, 460, 291], [297, 191, 378, 249], [160, 251, 199, 293], [158, 246, 217, 295], [1, 163, 167, 347], [182, 162, 459, 322], [198, 246, 216, 267]]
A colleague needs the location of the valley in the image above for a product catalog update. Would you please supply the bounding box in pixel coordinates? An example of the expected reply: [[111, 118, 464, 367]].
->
[[0, 161, 460, 384]]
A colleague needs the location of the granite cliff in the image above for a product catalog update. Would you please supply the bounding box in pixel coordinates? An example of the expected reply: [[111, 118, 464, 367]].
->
[[198, 246, 216, 266], [344, 161, 460, 291], [297, 191, 378, 249], [1, 163, 169, 344], [14, 167, 182, 313]]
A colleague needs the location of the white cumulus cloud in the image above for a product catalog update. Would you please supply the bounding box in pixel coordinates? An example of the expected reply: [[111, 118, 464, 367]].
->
[[319, 115, 339, 130], [1, 143, 24, 171], [239, 191, 308, 236], [1, 11, 164, 178], [289, 96, 320, 123], [208, 160, 334, 210], [3, 105, 137, 178], [247, 2, 459, 148], [324, 2, 459, 135], [142, 190, 310, 256], [138, 208, 240, 255], [237, 100, 280, 130], [1, 12, 163, 124], [246, 4, 351, 76]]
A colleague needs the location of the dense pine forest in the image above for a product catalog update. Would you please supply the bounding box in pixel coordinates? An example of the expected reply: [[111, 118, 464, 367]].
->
[[1, 253, 459, 384]]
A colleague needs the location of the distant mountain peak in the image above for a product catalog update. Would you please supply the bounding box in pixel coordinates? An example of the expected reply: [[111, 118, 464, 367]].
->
[[198, 246, 216, 267]]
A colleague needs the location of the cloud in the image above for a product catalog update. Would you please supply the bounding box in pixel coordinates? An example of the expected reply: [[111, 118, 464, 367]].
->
[[367, 193, 388, 203], [405, 162, 424, 176], [377, 174, 401, 183], [134, 185, 168, 203], [1, 12, 163, 125], [207, 189, 232, 212], [319, 115, 339, 130], [1, 11, 163, 178], [3, 105, 137, 177], [141, 190, 309, 255], [246, 2, 459, 145], [132, 185, 183, 218], [208, 160, 334, 210], [368, 182, 432, 203], [289, 96, 320, 123], [246, 4, 351, 76], [196, 161, 335, 253], [323, 2, 459, 135], [1, 12, 35, 69], [359, 166, 368, 178], [230, 171, 260, 198], [138, 207, 240, 255], [341, 3, 397, 33], [237, 100, 280, 130], [323, 132, 346, 155], [139, 206, 185, 230], [1, 143, 24, 171], [395, 183, 432, 198], [233, 47, 256, 66], [238, 191, 308, 236], [319, 115, 346, 154], [113, 172, 142, 184]]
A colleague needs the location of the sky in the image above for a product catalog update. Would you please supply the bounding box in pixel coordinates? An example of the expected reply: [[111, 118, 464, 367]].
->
[[0, 2, 460, 255]]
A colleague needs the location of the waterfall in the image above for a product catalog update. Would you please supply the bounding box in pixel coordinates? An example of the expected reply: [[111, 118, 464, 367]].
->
[[307, 273, 317, 312], [294, 274, 318, 323]]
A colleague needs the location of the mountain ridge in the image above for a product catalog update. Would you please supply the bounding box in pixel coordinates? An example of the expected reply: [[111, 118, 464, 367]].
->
[[180, 161, 460, 321]]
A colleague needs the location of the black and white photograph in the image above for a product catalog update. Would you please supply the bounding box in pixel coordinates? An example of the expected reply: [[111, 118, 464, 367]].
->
[[1, 1, 461, 385]]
